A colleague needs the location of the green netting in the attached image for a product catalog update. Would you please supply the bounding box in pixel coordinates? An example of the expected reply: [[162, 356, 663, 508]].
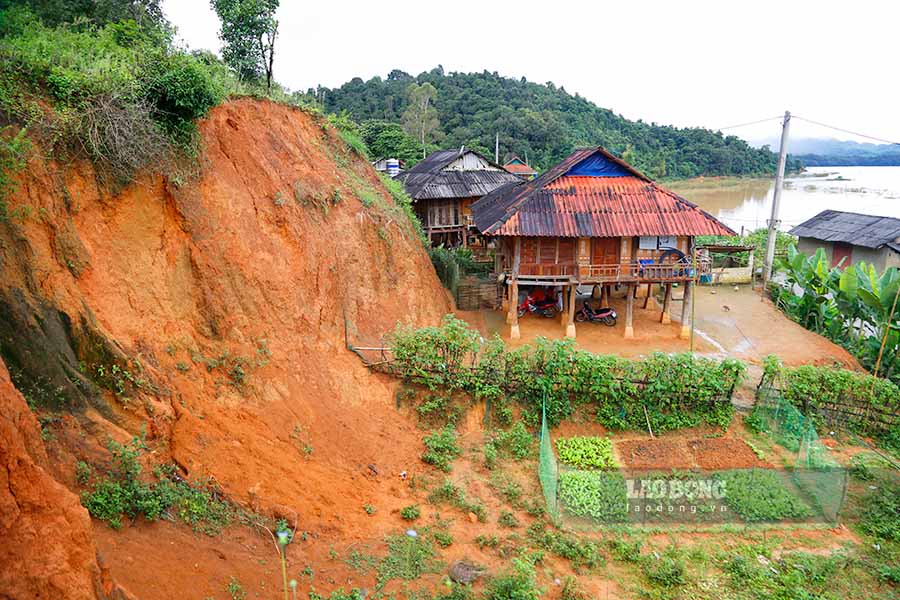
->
[[752, 385, 846, 521], [538, 395, 559, 520]]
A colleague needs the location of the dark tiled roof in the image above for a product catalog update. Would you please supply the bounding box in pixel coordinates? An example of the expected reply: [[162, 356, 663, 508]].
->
[[790, 210, 900, 250], [472, 147, 735, 238], [394, 149, 521, 200]]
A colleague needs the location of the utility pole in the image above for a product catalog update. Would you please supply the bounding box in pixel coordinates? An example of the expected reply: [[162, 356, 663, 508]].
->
[[495, 133, 499, 164], [762, 110, 791, 289]]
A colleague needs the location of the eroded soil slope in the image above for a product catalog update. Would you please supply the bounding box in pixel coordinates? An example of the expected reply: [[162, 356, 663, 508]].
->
[[0, 98, 450, 597]]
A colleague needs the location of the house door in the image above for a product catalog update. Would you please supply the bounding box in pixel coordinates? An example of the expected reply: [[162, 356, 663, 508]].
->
[[591, 238, 619, 277], [832, 242, 852, 268]]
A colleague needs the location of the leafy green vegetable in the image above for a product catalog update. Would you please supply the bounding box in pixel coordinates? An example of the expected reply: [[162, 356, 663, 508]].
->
[[555, 436, 615, 470]]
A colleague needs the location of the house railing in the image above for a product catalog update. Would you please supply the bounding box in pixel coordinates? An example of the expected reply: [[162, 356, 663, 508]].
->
[[507, 260, 711, 283]]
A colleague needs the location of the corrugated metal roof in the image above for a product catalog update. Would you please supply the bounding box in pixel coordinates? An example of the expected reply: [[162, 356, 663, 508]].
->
[[394, 148, 521, 200], [472, 147, 735, 238], [789, 210, 900, 250]]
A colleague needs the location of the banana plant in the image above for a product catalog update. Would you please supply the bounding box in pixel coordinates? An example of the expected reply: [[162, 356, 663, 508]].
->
[[855, 264, 900, 378]]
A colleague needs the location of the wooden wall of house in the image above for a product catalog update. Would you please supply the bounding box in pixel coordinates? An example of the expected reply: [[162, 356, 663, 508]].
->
[[500, 235, 695, 277]]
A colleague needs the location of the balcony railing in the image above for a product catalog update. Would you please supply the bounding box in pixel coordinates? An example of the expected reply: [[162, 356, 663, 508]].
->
[[508, 260, 710, 284]]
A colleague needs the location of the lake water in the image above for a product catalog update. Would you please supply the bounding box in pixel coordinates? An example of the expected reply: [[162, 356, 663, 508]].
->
[[670, 166, 900, 234]]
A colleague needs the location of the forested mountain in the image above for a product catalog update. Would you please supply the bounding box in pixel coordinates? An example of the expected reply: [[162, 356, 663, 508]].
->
[[309, 67, 797, 178]]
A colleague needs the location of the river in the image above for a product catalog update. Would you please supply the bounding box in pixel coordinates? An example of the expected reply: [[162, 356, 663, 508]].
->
[[669, 166, 900, 234]]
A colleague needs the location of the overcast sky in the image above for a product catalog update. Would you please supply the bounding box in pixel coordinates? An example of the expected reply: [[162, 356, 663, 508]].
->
[[162, 0, 900, 145]]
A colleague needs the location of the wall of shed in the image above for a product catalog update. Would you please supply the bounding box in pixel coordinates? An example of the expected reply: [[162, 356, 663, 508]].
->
[[798, 237, 898, 271], [445, 154, 502, 172]]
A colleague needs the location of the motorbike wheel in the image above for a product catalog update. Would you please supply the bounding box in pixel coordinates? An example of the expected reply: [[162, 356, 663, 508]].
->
[[541, 308, 556, 318], [517, 308, 526, 319], [603, 316, 617, 327], [575, 312, 587, 323]]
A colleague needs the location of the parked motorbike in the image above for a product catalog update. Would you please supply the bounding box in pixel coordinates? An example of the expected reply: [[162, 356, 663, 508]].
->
[[575, 303, 617, 326], [517, 293, 559, 318]]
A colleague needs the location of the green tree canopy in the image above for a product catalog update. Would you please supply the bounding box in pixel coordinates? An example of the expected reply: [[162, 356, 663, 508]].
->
[[401, 82, 440, 158], [312, 68, 800, 177], [210, 0, 278, 92]]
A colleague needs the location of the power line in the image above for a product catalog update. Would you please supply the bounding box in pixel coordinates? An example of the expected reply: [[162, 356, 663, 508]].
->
[[792, 115, 900, 146], [715, 116, 784, 131]]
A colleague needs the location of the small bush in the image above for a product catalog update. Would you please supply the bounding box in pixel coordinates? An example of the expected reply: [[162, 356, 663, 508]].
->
[[377, 532, 441, 585], [400, 504, 420, 521], [498, 511, 519, 528], [642, 547, 686, 588], [422, 425, 461, 472], [484, 559, 540, 600], [432, 530, 453, 548]]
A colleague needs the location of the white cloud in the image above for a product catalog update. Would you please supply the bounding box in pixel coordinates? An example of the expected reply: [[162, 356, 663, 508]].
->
[[163, 0, 900, 144]]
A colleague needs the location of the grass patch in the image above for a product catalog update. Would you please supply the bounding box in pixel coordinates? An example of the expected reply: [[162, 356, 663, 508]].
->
[[81, 437, 230, 533], [427, 479, 487, 523], [377, 532, 441, 588]]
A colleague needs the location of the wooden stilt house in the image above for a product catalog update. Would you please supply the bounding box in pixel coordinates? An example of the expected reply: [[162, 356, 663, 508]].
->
[[394, 148, 522, 248], [472, 147, 735, 339]]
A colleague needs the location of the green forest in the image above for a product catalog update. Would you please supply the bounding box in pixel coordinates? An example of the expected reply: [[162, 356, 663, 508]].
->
[[307, 67, 801, 178]]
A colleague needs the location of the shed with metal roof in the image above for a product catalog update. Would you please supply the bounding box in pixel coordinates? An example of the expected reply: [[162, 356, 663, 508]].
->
[[790, 210, 900, 271]]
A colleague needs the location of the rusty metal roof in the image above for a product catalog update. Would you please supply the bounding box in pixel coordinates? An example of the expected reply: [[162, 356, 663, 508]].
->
[[472, 147, 735, 237], [394, 148, 521, 200], [504, 162, 538, 175]]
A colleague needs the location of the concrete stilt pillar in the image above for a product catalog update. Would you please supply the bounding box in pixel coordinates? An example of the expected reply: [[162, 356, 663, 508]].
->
[[510, 279, 520, 340], [624, 284, 635, 339], [566, 283, 577, 338], [661, 283, 673, 324], [679, 281, 693, 339]]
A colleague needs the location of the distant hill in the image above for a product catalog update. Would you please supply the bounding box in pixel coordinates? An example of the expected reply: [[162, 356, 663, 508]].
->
[[309, 67, 796, 178], [750, 137, 900, 167]]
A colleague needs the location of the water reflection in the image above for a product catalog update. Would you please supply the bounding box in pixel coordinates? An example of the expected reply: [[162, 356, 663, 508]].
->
[[670, 166, 900, 233]]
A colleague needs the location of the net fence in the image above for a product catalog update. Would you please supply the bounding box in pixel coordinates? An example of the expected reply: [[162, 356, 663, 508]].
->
[[536, 385, 847, 528], [538, 395, 559, 520]]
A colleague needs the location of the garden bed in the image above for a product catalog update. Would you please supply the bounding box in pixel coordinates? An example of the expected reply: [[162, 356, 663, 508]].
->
[[616, 439, 694, 470], [615, 436, 770, 470], [689, 438, 769, 469]]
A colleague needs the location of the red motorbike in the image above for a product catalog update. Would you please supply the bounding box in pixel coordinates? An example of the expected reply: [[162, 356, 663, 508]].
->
[[575, 303, 617, 326], [517, 293, 559, 318]]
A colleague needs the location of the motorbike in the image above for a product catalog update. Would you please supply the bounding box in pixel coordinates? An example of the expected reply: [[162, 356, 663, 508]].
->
[[517, 293, 559, 318], [575, 302, 617, 326]]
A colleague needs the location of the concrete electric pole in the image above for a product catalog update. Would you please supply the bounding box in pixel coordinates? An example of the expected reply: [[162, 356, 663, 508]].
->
[[762, 110, 791, 289]]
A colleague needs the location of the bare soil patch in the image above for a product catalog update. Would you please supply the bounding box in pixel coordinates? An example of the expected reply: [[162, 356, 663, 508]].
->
[[689, 437, 769, 470], [617, 438, 695, 470]]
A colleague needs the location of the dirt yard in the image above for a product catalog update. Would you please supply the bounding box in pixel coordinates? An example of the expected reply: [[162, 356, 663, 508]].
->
[[465, 284, 858, 369]]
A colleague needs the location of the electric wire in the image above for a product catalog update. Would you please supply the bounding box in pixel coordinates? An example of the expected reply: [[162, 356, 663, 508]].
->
[[792, 115, 900, 146]]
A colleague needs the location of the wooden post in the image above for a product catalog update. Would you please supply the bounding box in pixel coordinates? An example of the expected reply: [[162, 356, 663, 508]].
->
[[599, 284, 607, 306], [642, 283, 655, 309], [510, 279, 520, 339], [624, 284, 635, 339], [680, 281, 693, 339], [566, 283, 577, 338], [510, 238, 522, 339], [560, 286, 568, 326], [661, 283, 673, 324]]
